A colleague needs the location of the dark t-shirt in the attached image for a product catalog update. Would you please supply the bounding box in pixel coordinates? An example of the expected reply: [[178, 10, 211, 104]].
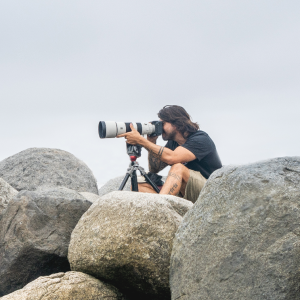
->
[[165, 130, 222, 179]]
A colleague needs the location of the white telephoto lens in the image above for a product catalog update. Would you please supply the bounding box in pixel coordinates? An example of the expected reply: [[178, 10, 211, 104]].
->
[[116, 122, 126, 135], [105, 121, 117, 138], [99, 121, 158, 138], [141, 123, 155, 135]]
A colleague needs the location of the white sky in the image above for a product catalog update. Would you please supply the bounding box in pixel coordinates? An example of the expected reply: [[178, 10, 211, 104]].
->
[[0, 1, 299, 186]]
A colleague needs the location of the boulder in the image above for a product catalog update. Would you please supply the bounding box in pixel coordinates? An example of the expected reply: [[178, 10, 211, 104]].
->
[[0, 187, 92, 296], [0, 178, 18, 213], [159, 194, 193, 217], [170, 157, 300, 300], [98, 176, 131, 196], [0, 148, 98, 194], [68, 191, 183, 300], [1, 271, 124, 300], [84, 189, 192, 216], [80, 191, 101, 203]]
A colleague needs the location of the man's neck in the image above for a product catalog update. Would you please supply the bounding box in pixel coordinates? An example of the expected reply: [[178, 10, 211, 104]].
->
[[174, 133, 187, 146]]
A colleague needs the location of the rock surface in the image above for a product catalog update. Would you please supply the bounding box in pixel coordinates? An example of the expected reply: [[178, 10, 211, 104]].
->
[[68, 191, 183, 300], [170, 157, 300, 300], [0, 148, 98, 194], [80, 191, 101, 203], [0, 187, 92, 296], [98, 175, 131, 196], [158, 194, 193, 217], [1, 271, 124, 300], [0, 178, 18, 213]]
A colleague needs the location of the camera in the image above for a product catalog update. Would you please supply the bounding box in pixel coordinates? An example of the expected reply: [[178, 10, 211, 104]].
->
[[98, 121, 163, 139]]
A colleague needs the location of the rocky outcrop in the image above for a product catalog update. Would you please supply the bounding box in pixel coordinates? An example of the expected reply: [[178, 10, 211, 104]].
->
[[68, 191, 185, 300], [159, 194, 193, 217], [0, 148, 98, 194], [1, 271, 124, 300], [98, 176, 131, 196], [170, 157, 300, 300], [0, 187, 92, 296], [0, 178, 18, 213], [79, 191, 101, 203]]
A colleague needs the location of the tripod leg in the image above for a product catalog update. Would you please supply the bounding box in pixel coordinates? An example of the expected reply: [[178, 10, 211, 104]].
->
[[143, 173, 161, 193], [131, 170, 139, 192], [119, 173, 130, 190]]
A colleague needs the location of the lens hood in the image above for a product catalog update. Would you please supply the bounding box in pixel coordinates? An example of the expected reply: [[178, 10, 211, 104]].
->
[[98, 121, 106, 138]]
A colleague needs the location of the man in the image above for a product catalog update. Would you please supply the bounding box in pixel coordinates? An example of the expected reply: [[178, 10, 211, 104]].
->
[[117, 105, 222, 203]]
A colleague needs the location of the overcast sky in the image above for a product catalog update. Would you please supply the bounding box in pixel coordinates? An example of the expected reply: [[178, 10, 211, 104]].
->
[[0, 1, 299, 186]]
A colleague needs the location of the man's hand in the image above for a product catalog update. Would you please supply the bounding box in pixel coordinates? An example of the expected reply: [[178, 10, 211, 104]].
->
[[147, 121, 159, 143], [117, 123, 195, 166], [147, 135, 158, 144], [117, 123, 143, 145]]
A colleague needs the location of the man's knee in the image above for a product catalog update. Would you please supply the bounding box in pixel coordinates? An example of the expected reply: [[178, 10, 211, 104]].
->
[[170, 163, 185, 174], [169, 163, 190, 182]]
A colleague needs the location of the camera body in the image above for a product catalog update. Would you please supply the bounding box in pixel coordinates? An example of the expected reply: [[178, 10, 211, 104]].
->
[[98, 121, 163, 139], [149, 121, 163, 137]]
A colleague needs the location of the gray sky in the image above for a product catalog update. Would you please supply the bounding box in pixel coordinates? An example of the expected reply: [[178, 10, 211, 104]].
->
[[1, 1, 299, 186]]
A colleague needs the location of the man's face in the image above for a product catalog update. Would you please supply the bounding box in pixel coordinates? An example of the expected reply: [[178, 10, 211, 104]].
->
[[161, 120, 177, 141]]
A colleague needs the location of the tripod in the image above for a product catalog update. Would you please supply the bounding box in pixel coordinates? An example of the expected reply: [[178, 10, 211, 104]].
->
[[118, 144, 160, 193]]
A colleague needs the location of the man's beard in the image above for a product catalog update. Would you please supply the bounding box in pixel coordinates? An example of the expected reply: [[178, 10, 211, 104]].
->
[[162, 130, 176, 141]]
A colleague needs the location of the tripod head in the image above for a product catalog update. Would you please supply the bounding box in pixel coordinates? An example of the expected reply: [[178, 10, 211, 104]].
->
[[119, 143, 160, 193], [126, 143, 142, 160], [130, 156, 137, 162]]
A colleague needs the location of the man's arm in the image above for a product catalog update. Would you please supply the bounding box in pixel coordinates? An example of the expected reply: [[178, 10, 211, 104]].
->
[[143, 141, 195, 165], [117, 124, 196, 165], [146, 135, 168, 173], [148, 150, 168, 173]]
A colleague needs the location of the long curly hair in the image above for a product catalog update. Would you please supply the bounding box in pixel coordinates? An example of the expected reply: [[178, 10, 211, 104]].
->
[[158, 105, 199, 138]]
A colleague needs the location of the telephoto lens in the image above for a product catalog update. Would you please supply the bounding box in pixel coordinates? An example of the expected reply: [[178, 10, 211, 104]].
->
[[98, 121, 162, 138]]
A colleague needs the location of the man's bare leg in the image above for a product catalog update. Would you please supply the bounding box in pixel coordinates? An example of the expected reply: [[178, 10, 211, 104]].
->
[[160, 163, 190, 196], [137, 183, 157, 193]]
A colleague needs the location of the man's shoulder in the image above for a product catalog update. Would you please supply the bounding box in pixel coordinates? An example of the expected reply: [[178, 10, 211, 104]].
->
[[165, 130, 213, 150], [185, 130, 216, 150], [187, 130, 210, 141]]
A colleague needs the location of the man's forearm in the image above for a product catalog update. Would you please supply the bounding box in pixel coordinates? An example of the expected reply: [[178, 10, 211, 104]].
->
[[140, 138, 174, 165], [118, 125, 195, 168], [148, 151, 167, 173], [145, 138, 163, 173]]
